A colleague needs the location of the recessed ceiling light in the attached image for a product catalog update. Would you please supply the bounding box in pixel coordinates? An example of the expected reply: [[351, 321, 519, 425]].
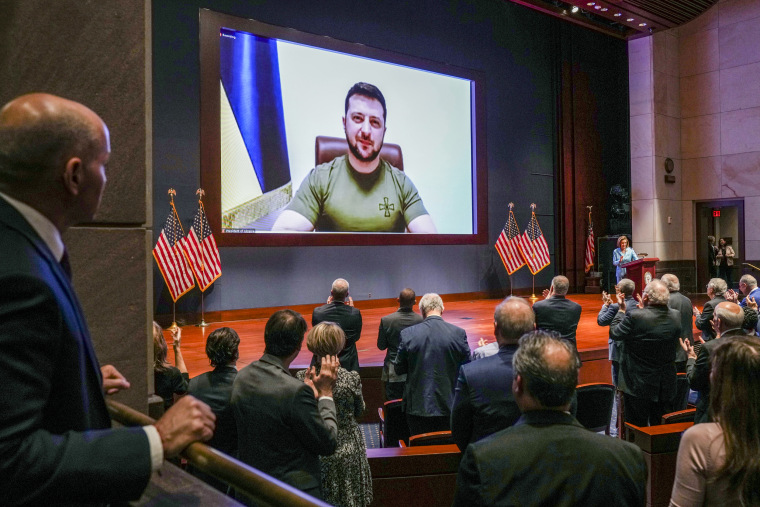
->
[[627, 18, 634, 21], [614, 12, 622, 16], [639, 22, 647, 26], [587, 2, 595, 5], [601, 7, 608, 11], [594, 5, 601, 9], [572, 6, 580, 13]]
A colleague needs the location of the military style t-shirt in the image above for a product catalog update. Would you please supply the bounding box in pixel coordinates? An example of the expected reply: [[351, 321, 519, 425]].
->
[[286, 155, 429, 232]]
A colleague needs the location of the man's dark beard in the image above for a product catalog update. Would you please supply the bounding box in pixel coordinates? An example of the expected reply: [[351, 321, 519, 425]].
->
[[347, 135, 383, 163]]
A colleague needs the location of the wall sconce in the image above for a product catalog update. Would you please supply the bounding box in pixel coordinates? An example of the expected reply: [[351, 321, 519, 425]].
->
[[664, 157, 675, 183]]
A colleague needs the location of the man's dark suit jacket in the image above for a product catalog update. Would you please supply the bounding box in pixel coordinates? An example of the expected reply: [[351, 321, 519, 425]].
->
[[313, 301, 362, 372], [597, 295, 637, 362], [668, 291, 695, 363], [610, 304, 682, 402], [0, 197, 151, 505], [450, 344, 520, 451], [695, 295, 726, 341], [687, 328, 745, 423], [188, 365, 238, 456], [394, 315, 470, 417], [533, 296, 583, 348], [231, 354, 338, 499], [377, 307, 423, 382], [452, 410, 647, 507]]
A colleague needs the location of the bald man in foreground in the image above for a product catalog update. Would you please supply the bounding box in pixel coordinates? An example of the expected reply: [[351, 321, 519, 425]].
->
[[453, 331, 646, 506], [0, 94, 215, 505]]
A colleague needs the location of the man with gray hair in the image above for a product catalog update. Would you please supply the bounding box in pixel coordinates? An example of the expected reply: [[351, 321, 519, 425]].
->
[[395, 293, 470, 435], [611, 279, 682, 426], [450, 297, 535, 450], [694, 277, 728, 342], [661, 273, 694, 372], [682, 301, 746, 423], [453, 331, 646, 506], [312, 278, 362, 372], [727, 275, 760, 335], [532, 275, 582, 350]]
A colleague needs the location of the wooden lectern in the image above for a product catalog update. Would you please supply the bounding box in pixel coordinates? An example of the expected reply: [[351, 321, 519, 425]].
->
[[622, 258, 659, 298]]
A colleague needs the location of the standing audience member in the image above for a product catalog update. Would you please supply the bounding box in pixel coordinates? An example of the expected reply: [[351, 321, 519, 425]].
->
[[613, 235, 639, 283], [597, 278, 636, 437], [681, 301, 745, 424], [153, 321, 189, 411], [0, 93, 214, 505], [188, 327, 240, 492], [611, 279, 681, 427], [394, 293, 470, 435], [715, 237, 735, 289], [532, 275, 582, 351], [707, 235, 718, 279], [453, 331, 646, 507], [377, 288, 423, 400], [670, 335, 760, 506], [694, 278, 728, 342], [727, 274, 760, 336], [231, 310, 339, 501], [297, 322, 372, 507], [313, 278, 362, 372], [450, 297, 534, 451], [662, 274, 694, 373]]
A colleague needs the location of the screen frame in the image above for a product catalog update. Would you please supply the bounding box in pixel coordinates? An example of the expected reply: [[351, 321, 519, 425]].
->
[[199, 8, 488, 247]]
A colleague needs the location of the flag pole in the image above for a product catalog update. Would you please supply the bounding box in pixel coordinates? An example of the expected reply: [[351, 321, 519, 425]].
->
[[195, 188, 210, 328], [531, 275, 536, 300], [168, 189, 180, 331]]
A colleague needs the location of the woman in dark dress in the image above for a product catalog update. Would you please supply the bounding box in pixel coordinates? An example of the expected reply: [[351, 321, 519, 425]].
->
[[297, 322, 372, 507], [153, 321, 189, 411]]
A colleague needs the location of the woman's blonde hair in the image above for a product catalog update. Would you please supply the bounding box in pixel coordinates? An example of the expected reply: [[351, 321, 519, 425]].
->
[[306, 322, 346, 358], [616, 235, 629, 249]]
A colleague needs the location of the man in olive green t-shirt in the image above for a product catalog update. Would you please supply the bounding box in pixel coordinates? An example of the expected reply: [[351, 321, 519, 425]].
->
[[272, 82, 437, 233]]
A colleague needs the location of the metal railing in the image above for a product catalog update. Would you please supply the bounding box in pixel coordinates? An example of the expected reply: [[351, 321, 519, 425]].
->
[[107, 400, 329, 507]]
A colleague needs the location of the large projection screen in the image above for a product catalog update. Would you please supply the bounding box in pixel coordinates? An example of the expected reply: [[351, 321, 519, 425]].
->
[[200, 9, 488, 246]]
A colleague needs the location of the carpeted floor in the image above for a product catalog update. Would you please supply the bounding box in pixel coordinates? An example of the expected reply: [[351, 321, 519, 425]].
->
[[360, 422, 382, 449]]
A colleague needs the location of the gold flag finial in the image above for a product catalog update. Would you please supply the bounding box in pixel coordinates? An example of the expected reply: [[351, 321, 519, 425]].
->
[[196, 188, 205, 201], [530, 203, 536, 211], [508, 202, 514, 210]]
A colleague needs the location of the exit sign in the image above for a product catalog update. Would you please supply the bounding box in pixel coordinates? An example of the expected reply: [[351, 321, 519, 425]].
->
[[713, 210, 721, 217]]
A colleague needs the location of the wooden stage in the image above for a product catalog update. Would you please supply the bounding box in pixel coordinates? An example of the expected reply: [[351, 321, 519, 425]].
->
[[169, 292, 703, 379]]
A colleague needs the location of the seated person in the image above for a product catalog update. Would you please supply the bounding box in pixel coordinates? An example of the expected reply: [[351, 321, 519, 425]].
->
[[153, 321, 189, 411], [272, 82, 436, 233], [188, 327, 240, 493], [297, 323, 373, 507]]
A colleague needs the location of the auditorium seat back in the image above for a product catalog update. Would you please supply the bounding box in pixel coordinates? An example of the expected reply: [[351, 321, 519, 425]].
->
[[378, 399, 408, 447], [575, 382, 615, 434]]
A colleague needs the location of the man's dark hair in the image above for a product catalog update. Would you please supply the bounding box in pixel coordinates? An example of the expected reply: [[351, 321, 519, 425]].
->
[[0, 111, 99, 192], [206, 327, 240, 367], [513, 330, 580, 408], [345, 82, 387, 121], [399, 288, 416, 308], [742, 307, 758, 333], [263, 309, 307, 358]]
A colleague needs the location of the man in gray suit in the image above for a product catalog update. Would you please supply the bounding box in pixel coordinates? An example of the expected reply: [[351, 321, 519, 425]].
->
[[377, 288, 423, 400], [231, 309, 339, 500], [395, 293, 470, 435], [694, 278, 727, 342], [662, 274, 694, 372]]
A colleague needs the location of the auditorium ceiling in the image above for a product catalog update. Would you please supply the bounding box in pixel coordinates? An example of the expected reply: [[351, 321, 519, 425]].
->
[[508, 0, 718, 39]]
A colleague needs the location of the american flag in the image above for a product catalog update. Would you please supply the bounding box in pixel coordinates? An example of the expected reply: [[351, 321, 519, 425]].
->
[[585, 220, 595, 273], [495, 210, 525, 274], [153, 210, 195, 301], [180, 205, 222, 292], [517, 212, 551, 275]]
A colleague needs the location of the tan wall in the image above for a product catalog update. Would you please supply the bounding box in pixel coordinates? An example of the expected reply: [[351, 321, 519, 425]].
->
[[0, 1, 152, 411], [630, 0, 760, 264]]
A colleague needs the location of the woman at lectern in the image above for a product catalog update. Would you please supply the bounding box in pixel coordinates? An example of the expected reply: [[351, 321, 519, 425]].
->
[[612, 235, 638, 283]]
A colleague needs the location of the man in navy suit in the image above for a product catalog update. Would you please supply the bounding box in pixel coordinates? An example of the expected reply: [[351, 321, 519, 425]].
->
[[0, 93, 215, 505], [377, 288, 423, 400], [450, 296, 534, 451], [312, 278, 362, 372], [453, 331, 646, 506], [394, 293, 470, 435], [532, 275, 582, 351]]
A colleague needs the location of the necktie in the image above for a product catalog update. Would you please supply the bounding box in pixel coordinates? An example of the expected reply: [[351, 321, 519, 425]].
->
[[60, 249, 72, 279]]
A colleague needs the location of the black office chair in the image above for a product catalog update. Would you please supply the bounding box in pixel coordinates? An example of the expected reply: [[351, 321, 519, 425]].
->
[[378, 399, 408, 447], [575, 382, 616, 434]]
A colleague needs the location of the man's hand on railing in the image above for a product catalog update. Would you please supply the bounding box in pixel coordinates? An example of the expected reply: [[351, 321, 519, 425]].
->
[[154, 396, 216, 459], [101, 364, 131, 395]]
